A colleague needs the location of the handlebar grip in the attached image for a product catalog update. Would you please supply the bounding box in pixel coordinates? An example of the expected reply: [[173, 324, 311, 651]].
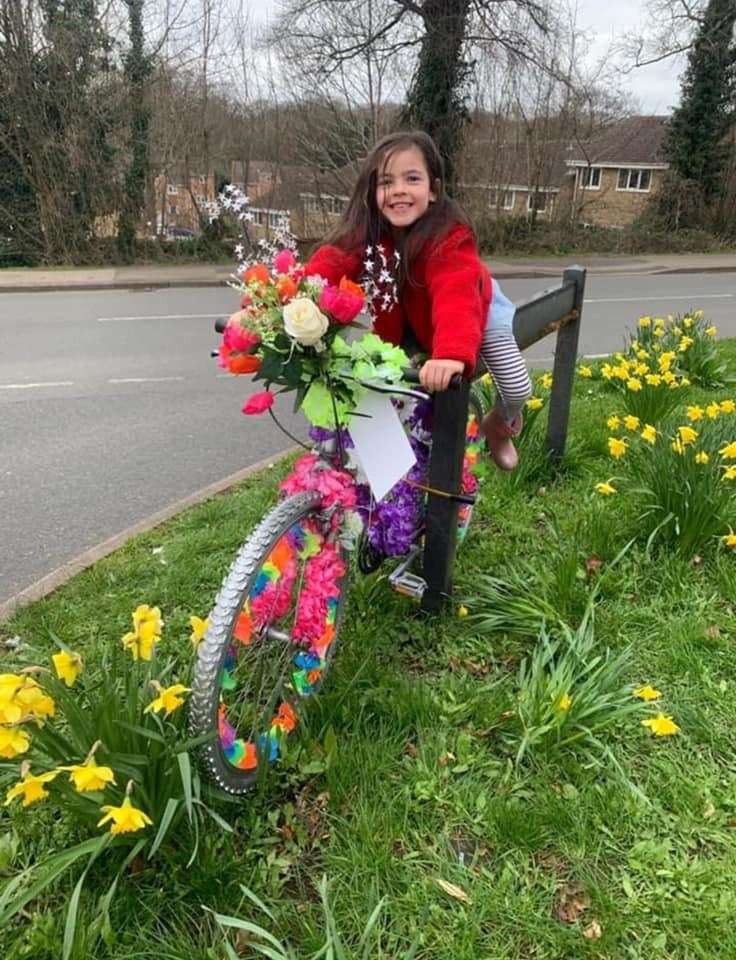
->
[[215, 317, 227, 334], [401, 368, 463, 390]]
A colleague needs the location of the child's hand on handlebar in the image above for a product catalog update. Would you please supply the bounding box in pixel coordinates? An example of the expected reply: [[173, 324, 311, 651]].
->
[[419, 359, 465, 392]]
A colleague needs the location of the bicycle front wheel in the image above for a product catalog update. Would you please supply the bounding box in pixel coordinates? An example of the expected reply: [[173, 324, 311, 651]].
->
[[189, 491, 348, 794]]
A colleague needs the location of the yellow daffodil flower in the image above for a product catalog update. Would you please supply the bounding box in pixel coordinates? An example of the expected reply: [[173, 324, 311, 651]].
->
[[578, 365, 592, 378], [62, 758, 116, 793], [595, 480, 617, 496], [635, 362, 649, 377], [608, 437, 628, 460], [693, 310, 703, 320], [722, 528, 736, 548], [642, 713, 680, 737], [145, 683, 191, 718], [636, 349, 650, 361], [539, 373, 553, 389], [678, 336, 694, 352], [613, 365, 629, 381], [641, 425, 657, 445], [645, 373, 662, 387], [683, 317, 693, 329], [526, 397, 544, 411], [5, 768, 59, 807], [97, 796, 153, 835], [653, 326, 665, 338], [51, 650, 82, 688], [627, 378, 642, 392], [672, 438, 685, 455], [677, 426, 698, 446], [659, 352, 676, 371], [634, 685, 662, 702], [680, 377, 691, 387], [606, 415, 621, 432], [557, 693, 573, 711], [481, 372, 493, 384], [662, 370, 676, 384], [14, 681, 55, 723], [122, 604, 163, 661], [695, 451, 710, 465], [623, 415, 640, 431], [705, 325, 717, 337], [706, 403, 721, 419], [638, 317, 651, 328], [686, 405, 704, 422], [0, 726, 30, 759], [719, 441, 736, 460], [721, 465, 736, 481], [672, 325, 682, 336], [719, 399, 735, 414], [601, 364, 614, 380], [189, 615, 209, 650], [457, 605, 469, 618]]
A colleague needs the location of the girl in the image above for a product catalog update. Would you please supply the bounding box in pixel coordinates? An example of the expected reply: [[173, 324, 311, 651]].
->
[[303, 130, 532, 470]]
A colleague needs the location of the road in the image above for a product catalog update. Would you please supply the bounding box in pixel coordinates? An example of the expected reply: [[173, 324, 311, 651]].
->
[[1, 271, 735, 604]]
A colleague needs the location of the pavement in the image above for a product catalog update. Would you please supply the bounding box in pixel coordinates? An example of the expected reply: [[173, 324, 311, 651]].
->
[[4, 252, 736, 292]]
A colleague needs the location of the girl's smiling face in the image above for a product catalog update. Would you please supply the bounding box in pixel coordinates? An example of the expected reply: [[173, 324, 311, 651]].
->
[[375, 146, 437, 231]]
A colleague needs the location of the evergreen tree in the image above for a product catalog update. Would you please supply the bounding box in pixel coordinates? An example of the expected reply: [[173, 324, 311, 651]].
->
[[664, 0, 736, 203]]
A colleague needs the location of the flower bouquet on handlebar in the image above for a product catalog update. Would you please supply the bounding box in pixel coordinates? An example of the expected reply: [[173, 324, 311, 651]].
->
[[190, 241, 484, 795]]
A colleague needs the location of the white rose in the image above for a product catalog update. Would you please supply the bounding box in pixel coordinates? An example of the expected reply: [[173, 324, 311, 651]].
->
[[282, 297, 329, 346]]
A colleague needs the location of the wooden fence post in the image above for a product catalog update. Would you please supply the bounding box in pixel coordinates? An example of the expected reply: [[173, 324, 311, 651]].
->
[[545, 266, 586, 461]]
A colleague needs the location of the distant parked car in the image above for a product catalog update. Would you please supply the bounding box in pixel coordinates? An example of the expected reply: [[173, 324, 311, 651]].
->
[[166, 227, 197, 240]]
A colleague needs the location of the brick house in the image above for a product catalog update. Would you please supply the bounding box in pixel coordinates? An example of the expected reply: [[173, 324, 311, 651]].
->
[[152, 172, 217, 236], [564, 116, 669, 228]]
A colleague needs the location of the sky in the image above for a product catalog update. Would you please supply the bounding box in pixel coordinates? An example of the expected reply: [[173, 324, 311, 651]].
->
[[247, 0, 686, 115]]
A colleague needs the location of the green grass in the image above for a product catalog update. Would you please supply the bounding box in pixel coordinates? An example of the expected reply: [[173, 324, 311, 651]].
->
[[1, 342, 736, 959]]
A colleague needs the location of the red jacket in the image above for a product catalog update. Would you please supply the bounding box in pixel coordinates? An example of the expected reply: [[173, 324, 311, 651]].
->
[[303, 223, 491, 375]]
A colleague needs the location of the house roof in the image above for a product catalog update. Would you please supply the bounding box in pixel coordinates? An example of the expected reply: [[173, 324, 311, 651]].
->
[[567, 116, 669, 167], [457, 139, 572, 192]]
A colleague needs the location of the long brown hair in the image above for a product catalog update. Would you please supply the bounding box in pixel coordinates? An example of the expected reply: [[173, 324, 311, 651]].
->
[[324, 130, 473, 281]]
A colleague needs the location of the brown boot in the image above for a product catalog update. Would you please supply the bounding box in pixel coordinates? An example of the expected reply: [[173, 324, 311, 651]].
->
[[481, 408, 523, 471]]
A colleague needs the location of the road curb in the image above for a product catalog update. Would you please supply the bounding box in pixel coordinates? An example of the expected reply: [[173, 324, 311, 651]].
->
[[0, 446, 294, 625]]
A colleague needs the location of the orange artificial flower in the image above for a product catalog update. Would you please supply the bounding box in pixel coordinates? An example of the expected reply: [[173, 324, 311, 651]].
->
[[339, 276, 365, 299], [272, 701, 298, 733], [227, 354, 261, 375], [276, 275, 299, 303], [243, 264, 269, 285]]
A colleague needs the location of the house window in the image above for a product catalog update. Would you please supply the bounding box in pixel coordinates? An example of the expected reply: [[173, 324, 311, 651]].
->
[[489, 189, 515, 210], [166, 184, 179, 196], [580, 167, 601, 189], [617, 168, 652, 192], [527, 191, 549, 213]]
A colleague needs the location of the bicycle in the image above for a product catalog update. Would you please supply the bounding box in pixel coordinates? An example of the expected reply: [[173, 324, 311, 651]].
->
[[188, 331, 488, 795]]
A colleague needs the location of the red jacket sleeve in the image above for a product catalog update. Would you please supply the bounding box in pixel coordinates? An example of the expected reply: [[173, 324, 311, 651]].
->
[[425, 228, 488, 374], [303, 244, 362, 286]]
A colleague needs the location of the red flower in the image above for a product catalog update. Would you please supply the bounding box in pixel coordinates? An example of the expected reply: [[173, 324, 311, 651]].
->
[[242, 390, 274, 415], [319, 277, 364, 325], [227, 354, 261, 375]]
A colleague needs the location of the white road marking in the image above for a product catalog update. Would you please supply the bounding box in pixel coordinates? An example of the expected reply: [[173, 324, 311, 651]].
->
[[584, 293, 733, 304], [97, 313, 224, 322], [108, 376, 185, 384], [0, 380, 74, 390]]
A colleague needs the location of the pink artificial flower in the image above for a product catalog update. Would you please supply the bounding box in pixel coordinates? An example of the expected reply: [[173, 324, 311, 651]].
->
[[224, 323, 260, 354], [242, 391, 275, 415], [273, 249, 297, 275], [319, 282, 364, 325]]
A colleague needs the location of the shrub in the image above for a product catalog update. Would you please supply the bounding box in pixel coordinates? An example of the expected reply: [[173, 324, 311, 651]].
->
[[631, 311, 729, 389]]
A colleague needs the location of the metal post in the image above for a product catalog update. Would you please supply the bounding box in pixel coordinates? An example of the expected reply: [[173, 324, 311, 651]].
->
[[545, 266, 586, 461], [420, 380, 470, 612]]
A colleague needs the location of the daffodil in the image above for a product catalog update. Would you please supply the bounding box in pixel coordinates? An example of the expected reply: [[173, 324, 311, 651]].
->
[[683, 317, 693, 329], [623, 415, 640, 431], [671, 438, 685, 455], [481, 372, 493, 384], [606, 415, 621, 432], [721, 465, 736, 481], [601, 364, 614, 380], [557, 693, 572, 712], [695, 451, 710, 465], [645, 373, 662, 387], [595, 480, 617, 496], [145, 682, 190, 718], [641, 424, 657, 444], [189, 615, 209, 650], [5, 768, 59, 807], [0, 726, 30, 759], [659, 351, 676, 371], [52, 650, 82, 687], [642, 713, 680, 737], [677, 426, 698, 446], [457, 605, 469, 618], [526, 397, 543, 411], [638, 316, 651, 328], [578, 365, 592, 378], [634, 685, 662, 701], [122, 604, 163, 661], [694, 309, 704, 320], [686, 405, 704, 422], [97, 796, 153, 835], [720, 400, 735, 414], [679, 336, 694, 352], [719, 441, 736, 460], [722, 528, 736, 549], [62, 757, 116, 793], [706, 325, 718, 337], [627, 378, 642, 392], [661, 370, 676, 384], [608, 437, 628, 460], [539, 373, 553, 390], [636, 349, 650, 361], [14, 680, 55, 723], [706, 403, 721, 420]]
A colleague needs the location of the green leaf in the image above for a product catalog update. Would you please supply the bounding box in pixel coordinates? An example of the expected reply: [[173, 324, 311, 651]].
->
[[63, 865, 89, 960], [113, 720, 166, 744], [177, 752, 193, 823], [147, 797, 180, 859]]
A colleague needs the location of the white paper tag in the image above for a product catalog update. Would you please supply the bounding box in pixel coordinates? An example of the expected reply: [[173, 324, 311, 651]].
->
[[347, 390, 416, 502]]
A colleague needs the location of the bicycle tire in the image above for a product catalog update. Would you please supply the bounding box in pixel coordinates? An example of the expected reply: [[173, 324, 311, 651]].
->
[[188, 491, 348, 794]]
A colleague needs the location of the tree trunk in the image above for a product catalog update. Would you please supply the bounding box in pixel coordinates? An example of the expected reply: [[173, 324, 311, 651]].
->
[[400, 0, 473, 192]]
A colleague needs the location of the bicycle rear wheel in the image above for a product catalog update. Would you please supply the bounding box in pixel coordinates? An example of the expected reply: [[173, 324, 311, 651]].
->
[[457, 384, 487, 542], [188, 491, 348, 794]]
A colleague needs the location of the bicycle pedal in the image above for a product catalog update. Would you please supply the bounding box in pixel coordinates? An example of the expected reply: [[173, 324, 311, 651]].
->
[[389, 570, 427, 600]]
